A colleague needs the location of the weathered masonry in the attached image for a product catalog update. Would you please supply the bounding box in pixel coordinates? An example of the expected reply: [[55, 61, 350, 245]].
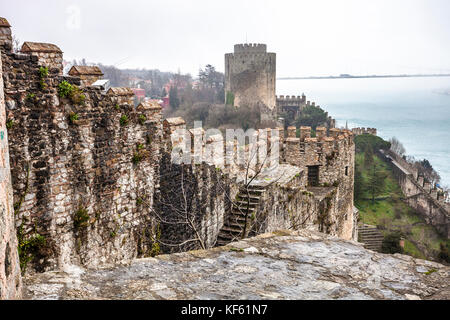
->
[[379, 149, 449, 238], [276, 95, 336, 128], [0, 17, 22, 299], [225, 44, 276, 115], [0, 18, 357, 277], [1, 19, 163, 272]]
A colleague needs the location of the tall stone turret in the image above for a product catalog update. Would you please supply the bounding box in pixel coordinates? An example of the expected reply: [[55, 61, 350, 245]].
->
[[225, 43, 276, 113]]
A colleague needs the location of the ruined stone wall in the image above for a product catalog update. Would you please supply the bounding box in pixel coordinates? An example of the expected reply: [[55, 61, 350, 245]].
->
[[156, 156, 238, 253], [282, 126, 356, 240], [0, 20, 359, 279], [276, 95, 336, 129], [225, 44, 276, 111], [164, 119, 356, 242], [0, 41, 22, 299], [157, 124, 239, 253], [379, 150, 449, 238], [2, 39, 163, 272], [247, 174, 320, 235], [351, 127, 377, 136]]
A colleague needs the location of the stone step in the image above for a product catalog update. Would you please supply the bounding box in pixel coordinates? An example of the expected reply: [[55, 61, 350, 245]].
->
[[359, 232, 383, 237], [360, 234, 384, 237], [238, 194, 261, 201], [221, 226, 244, 234], [235, 200, 259, 207], [216, 239, 230, 246], [226, 220, 247, 229], [239, 187, 265, 194], [363, 241, 383, 245], [363, 241, 383, 244], [231, 208, 255, 215], [217, 233, 240, 242]]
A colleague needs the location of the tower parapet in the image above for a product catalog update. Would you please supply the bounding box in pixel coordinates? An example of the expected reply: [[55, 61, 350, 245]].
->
[[233, 43, 267, 54], [351, 127, 377, 136]]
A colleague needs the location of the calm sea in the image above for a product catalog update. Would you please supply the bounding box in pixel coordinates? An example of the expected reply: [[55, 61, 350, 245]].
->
[[277, 77, 450, 187]]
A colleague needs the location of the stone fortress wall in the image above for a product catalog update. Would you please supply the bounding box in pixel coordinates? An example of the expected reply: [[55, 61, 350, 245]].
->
[[1, 19, 163, 272], [379, 149, 449, 238], [0, 17, 22, 299], [276, 94, 336, 128], [351, 127, 377, 136], [0, 19, 356, 281], [165, 117, 357, 241], [352, 126, 448, 239]]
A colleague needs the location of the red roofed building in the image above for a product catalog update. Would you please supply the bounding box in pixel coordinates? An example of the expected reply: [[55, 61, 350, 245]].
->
[[131, 88, 146, 102]]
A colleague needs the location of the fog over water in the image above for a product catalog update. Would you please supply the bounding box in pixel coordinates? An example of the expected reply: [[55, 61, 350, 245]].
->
[[277, 76, 450, 187]]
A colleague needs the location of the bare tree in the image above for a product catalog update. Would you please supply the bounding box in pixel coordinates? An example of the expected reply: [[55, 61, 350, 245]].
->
[[146, 163, 209, 252], [389, 137, 406, 156]]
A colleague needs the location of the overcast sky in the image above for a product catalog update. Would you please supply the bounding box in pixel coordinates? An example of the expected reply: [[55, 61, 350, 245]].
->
[[2, 0, 450, 77]]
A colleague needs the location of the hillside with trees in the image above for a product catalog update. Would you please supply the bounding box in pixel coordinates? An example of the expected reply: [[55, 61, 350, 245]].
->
[[354, 134, 449, 264]]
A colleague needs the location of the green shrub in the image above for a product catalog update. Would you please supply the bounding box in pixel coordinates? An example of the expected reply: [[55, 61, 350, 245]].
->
[[354, 134, 391, 153], [69, 112, 79, 124], [149, 242, 160, 257], [381, 232, 403, 254], [132, 152, 142, 164], [58, 80, 73, 98], [120, 115, 128, 126], [6, 119, 14, 129], [26, 93, 36, 101], [70, 86, 86, 105], [17, 223, 47, 275], [38, 66, 48, 78], [139, 114, 147, 125], [73, 206, 89, 230], [38, 67, 49, 90], [295, 104, 329, 130], [58, 80, 85, 105]]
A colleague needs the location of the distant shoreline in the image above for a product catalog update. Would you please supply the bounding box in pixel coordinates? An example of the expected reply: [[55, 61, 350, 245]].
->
[[278, 74, 450, 80]]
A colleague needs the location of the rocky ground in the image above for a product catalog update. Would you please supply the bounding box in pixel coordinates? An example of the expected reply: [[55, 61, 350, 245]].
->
[[23, 229, 449, 300]]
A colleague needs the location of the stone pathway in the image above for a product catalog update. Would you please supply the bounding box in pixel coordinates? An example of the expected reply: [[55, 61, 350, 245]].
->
[[23, 229, 449, 300]]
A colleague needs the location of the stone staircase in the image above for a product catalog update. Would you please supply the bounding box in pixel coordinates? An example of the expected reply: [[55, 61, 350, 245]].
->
[[358, 224, 384, 252], [215, 185, 265, 247]]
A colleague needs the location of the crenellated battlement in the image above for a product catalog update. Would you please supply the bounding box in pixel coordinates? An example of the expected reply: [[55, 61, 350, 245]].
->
[[163, 116, 354, 187], [276, 94, 306, 102], [351, 127, 377, 136], [234, 43, 267, 54]]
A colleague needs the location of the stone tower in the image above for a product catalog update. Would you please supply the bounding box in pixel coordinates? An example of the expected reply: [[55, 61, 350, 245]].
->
[[225, 43, 276, 111]]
